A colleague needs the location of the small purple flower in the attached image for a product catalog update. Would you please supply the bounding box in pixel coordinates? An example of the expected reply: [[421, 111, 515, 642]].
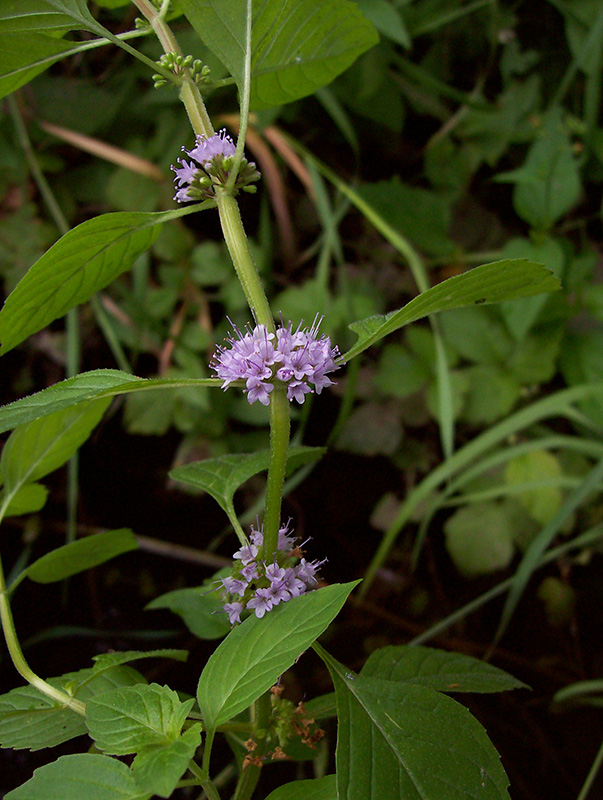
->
[[187, 129, 236, 165], [265, 562, 286, 584], [247, 587, 274, 618], [240, 562, 259, 581], [233, 543, 258, 565], [220, 576, 248, 597], [282, 566, 306, 597], [296, 557, 326, 586], [224, 601, 244, 625], [211, 317, 340, 406]]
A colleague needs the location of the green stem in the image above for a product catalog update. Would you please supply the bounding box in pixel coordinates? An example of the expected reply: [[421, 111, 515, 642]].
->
[[263, 387, 291, 557], [187, 759, 222, 800]]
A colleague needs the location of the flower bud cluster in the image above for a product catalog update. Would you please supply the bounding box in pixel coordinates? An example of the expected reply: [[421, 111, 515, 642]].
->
[[153, 53, 211, 88], [211, 317, 341, 406], [171, 130, 260, 201], [220, 521, 326, 624]]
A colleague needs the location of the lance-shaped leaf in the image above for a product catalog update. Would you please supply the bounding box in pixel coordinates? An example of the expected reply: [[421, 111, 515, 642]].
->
[[180, 0, 379, 110], [169, 446, 325, 516], [361, 645, 528, 694], [146, 577, 231, 641], [19, 529, 138, 585], [0, 205, 212, 355], [4, 753, 153, 800], [91, 649, 189, 673], [0, 483, 48, 517], [0, 32, 80, 99], [197, 581, 359, 730], [0, 399, 110, 501], [341, 259, 561, 362], [318, 647, 510, 800], [0, 0, 101, 34], [0, 370, 221, 435]]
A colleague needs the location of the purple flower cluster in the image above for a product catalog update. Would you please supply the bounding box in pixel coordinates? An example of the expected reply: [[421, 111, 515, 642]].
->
[[220, 521, 326, 624], [172, 130, 260, 202], [212, 317, 341, 406]]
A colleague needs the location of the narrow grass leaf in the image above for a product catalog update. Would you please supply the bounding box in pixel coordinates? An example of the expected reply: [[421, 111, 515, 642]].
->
[[180, 0, 378, 109], [361, 645, 528, 693], [23, 529, 138, 584], [197, 581, 359, 729], [264, 775, 337, 800], [0, 370, 221, 435], [4, 753, 152, 799], [0, 399, 110, 499], [318, 648, 510, 800], [0, 206, 212, 355], [343, 260, 561, 362]]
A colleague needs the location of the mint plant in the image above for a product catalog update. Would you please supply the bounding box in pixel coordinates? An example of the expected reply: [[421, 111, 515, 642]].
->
[[0, 2, 586, 799]]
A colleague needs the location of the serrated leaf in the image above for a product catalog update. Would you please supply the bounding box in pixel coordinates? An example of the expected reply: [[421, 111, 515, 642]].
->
[[1, 482, 48, 516], [0, 206, 212, 355], [0, 369, 221, 435], [4, 753, 153, 800], [264, 775, 337, 800], [319, 649, 510, 800], [0, 666, 145, 751], [86, 684, 194, 756], [132, 725, 202, 798], [146, 583, 231, 640], [342, 260, 560, 362], [92, 649, 189, 672], [0, 399, 110, 500], [169, 446, 325, 513], [197, 581, 359, 730], [361, 645, 528, 693], [180, 0, 378, 110], [22, 529, 138, 584]]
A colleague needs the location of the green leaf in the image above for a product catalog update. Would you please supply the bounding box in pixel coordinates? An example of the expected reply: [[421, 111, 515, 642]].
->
[[0, 399, 110, 500], [504, 450, 563, 525], [356, 0, 410, 48], [319, 649, 510, 800], [0, 32, 79, 100], [22, 529, 138, 584], [146, 582, 231, 640], [264, 775, 337, 800], [91, 649, 189, 672], [444, 502, 515, 578], [0, 369, 221, 435], [169, 446, 325, 514], [0, 0, 99, 33], [132, 725, 202, 798], [496, 108, 581, 230], [0, 482, 48, 516], [0, 206, 212, 355], [361, 645, 528, 693], [86, 684, 194, 756], [180, 0, 379, 110], [0, 665, 145, 751], [4, 753, 153, 800], [342, 259, 560, 362], [197, 581, 359, 730]]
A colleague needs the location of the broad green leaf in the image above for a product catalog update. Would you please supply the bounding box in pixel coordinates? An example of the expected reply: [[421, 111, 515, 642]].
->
[[319, 649, 510, 800], [197, 581, 359, 730], [0, 32, 79, 99], [0, 206, 212, 355], [0, 370, 221, 435], [86, 684, 194, 756], [1, 482, 48, 516], [169, 446, 325, 514], [0, 399, 110, 499], [0, 666, 145, 751], [146, 583, 231, 640], [91, 649, 189, 672], [504, 450, 563, 525], [22, 529, 138, 584], [265, 775, 337, 800], [444, 502, 515, 578], [4, 753, 153, 800], [342, 259, 560, 362], [0, 0, 99, 33], [180, 0, 379, 110], [356, 0, 410, 48], [132, 725, 202, 798], [361, 645, 527, 693]]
